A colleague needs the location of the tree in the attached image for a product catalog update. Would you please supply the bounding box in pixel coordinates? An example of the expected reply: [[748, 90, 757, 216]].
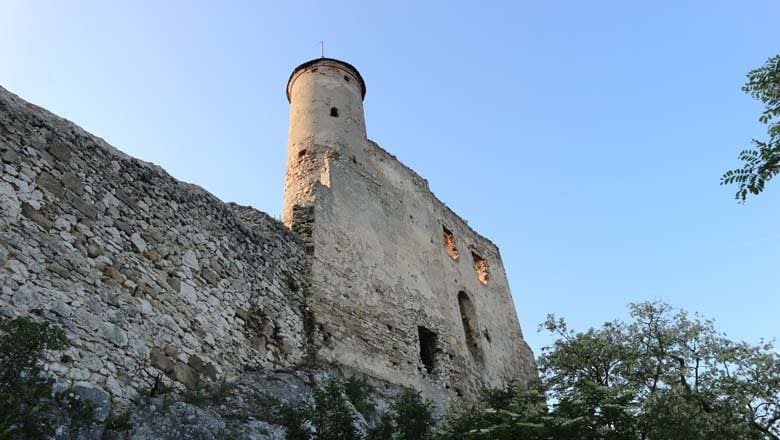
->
[[437, 302, 780, 439], [721, 55, 780, 202]]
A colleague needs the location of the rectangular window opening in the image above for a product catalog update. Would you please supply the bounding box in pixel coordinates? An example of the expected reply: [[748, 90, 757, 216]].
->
[[418, 326, 437, 374]]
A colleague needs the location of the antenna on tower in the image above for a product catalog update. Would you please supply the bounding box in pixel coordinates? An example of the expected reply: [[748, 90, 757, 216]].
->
[[320, 41, 324, 58]]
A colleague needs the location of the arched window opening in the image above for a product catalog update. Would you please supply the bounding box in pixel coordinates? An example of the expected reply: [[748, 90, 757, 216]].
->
[[458, 291, 482, 361], [330, 107, 339, 117]]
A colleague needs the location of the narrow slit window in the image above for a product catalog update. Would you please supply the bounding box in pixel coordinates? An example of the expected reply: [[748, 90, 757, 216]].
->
[[330, 107, 339, 117], [418, 326, 437, 374], [442, 226, 459, 260], [458, 291, 482, 361], [483, 327, 492, 343], [471, 251, 489, 285]]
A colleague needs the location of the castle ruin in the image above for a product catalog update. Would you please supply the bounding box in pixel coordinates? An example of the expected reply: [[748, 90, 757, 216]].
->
[[282, 58, 535, 400], [0, 57, 535, 408]]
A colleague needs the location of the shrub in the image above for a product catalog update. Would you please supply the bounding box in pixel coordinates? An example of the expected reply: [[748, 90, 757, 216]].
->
[[343, 376, 376, 417], [0, 316, 95, 439], [282, 380, 361, 440], [283, 380, 436, 440], [367, 389, 435, 440]]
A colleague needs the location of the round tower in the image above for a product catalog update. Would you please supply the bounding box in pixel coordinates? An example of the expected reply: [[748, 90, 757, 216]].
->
[[282, 58, 367, 227], [286, 58, 366, 149]]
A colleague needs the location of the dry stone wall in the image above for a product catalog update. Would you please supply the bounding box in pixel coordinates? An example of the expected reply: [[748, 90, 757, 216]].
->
[[0, 86, 309, 405]]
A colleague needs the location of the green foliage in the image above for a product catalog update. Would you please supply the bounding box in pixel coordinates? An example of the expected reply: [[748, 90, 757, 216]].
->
[[437, 302, 780, 440], [104, 410, 132, 431], [0, 316, 95, 439], [365, 412, 394, 440], [282, 380, 361, 440], [384, 390, 435, 440], [283, 381, 435, 440], [364, 390, 435, 440], [343, 376, 376, 417], [281, 403, 313, 440], [312, 381, 363, 440], [182, 379, 232, 406], [436, 383, 553, 440], [722, 54, 780, 201]]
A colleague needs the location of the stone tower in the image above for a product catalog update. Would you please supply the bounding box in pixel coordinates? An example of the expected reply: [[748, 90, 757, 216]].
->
[[283, 58, 536, 402]]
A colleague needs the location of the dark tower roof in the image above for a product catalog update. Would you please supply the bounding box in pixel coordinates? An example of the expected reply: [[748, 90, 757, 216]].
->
[[286, 58, 367, 102]]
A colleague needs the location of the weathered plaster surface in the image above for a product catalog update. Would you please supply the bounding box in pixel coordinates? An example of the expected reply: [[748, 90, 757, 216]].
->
[[283, 59, 536, 402]]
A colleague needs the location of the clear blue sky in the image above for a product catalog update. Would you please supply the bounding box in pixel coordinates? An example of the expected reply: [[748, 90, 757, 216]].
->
[[3, 0, 778, 356]]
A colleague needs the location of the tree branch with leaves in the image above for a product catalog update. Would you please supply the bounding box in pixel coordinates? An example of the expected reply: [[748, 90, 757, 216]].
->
[[722, 55, 780, 202]]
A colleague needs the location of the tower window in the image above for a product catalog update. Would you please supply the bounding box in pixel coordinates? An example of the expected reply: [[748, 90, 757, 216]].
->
[[330, 107, 339, 117], [418, 326, 437, 374], [458, 291, 482, 361], [344, 75, 350, 82], [471, 251, 489, 285], [442, 226, 459, 260]]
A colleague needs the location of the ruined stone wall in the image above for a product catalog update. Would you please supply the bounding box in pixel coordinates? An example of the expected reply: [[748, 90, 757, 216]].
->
[[302, 140, 536, 402], [0, 86, 309, 404], [283, 58, 536, 404]]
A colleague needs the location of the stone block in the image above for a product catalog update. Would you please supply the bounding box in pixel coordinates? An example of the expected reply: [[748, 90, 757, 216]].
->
[[48, 141, 72, 163], [74, 382, 112, 422], [150, 347, 174, 373], [35, 170, 65, 198], [21, 202, 53, 229], [172, 362, 198, 388]]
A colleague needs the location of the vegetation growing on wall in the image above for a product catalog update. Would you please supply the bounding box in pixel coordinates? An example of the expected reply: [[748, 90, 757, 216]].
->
[[0, 317, 95, 439]]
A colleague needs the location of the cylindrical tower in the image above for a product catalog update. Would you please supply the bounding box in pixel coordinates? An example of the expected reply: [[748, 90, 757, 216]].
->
[[282, 58, 367, 227], [286, 58, 366, 150]]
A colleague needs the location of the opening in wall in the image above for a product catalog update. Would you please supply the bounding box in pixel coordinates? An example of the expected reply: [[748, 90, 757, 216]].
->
[[442, 226, 459, 260], [458, 291, 482, 361], [330, 107, 339, 117], [471, 251, 489, 285], [418, 326, 437, 374]]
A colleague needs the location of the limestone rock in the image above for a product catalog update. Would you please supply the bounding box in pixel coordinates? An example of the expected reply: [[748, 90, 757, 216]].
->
[[0, 181, 21, 224], [73, 382, 112, 423], [182, 249, 198, 270], [130, 402, 225, 440], [130, 232, 146, 253], [150, 347, 174, 373]]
